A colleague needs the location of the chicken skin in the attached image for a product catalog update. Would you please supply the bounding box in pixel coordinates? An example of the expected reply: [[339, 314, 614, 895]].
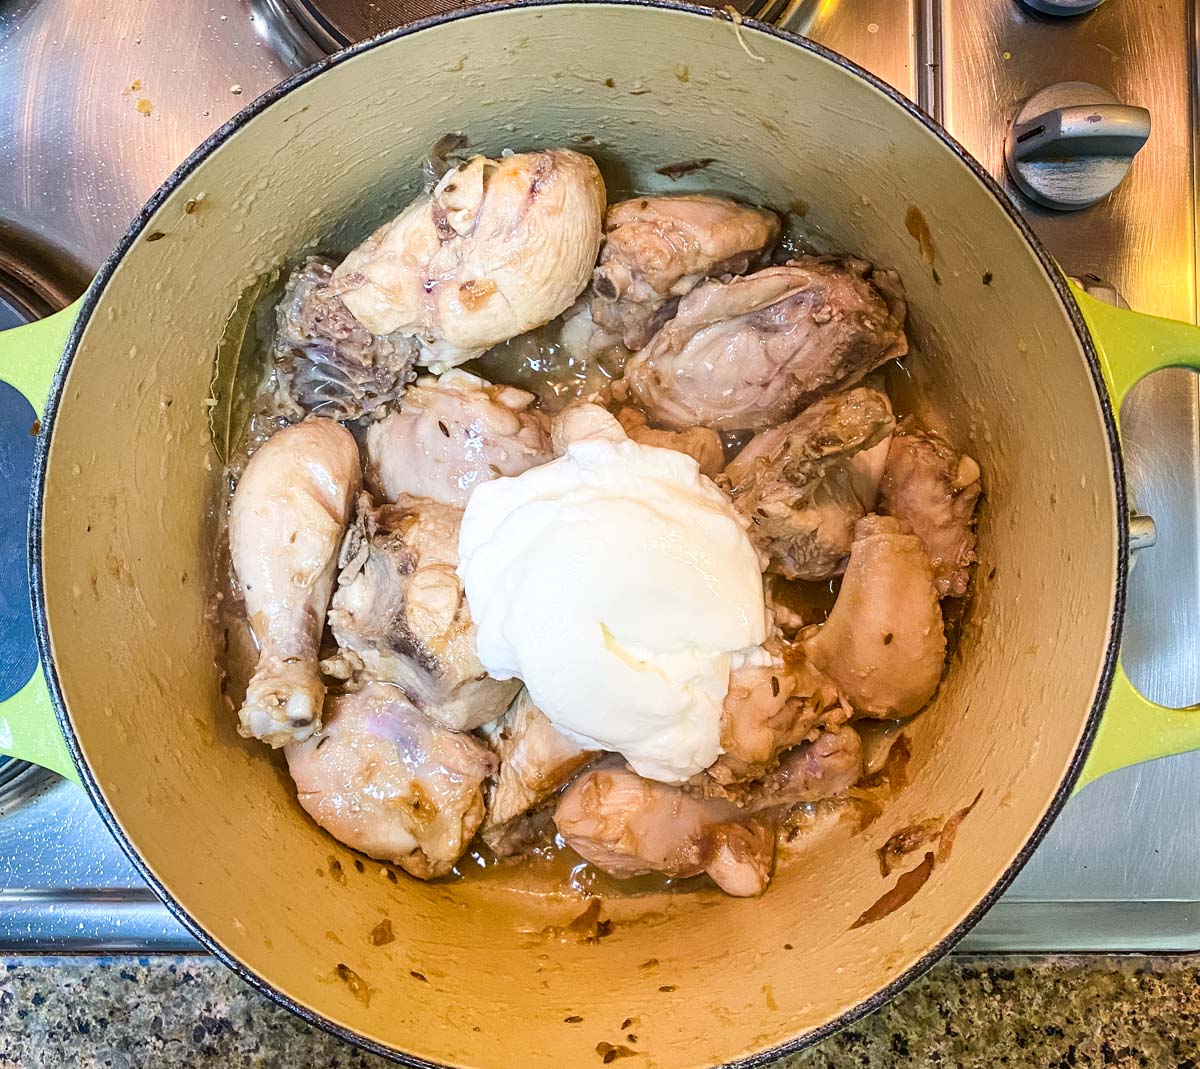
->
[[707, 647, 846, 786], [803, 514, 946, 718], [592, 194, 780, 349], [617, 257, 907, 431], [727, 386, 895, 580], [272, 256, 417, 421], [229, 419, 360, 747], [286, 683, 496, 879], [365, 369, 552, 509], [615, 406, 724, 479], [554, 760, 777, 897], [332, 150, 606, 369], [879, 421, 982, 598], [326, 493, 519, 731], [477, 689, 596, 856]]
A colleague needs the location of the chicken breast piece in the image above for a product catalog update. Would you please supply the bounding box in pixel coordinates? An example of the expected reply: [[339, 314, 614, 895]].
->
[[326, 493, 520, 731], [365, 369, 552, 509], [752, 724, 863, 807], [555, 761, 776, 897], [592, 194, 781, 349], [727, 387, 896, 580], [879, 421, 982, 598], [615, 406, 724, 478], [332, 150, 606, 369], [229, 419, 360, 747], [616, 256, 907, 431], [477, 689, 596, 856], [286, 683, 496, 879], [803, 514, 946, 718], [272, 256, 418, 421]]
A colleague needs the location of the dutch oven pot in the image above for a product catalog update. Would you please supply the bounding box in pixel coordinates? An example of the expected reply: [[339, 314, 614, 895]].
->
[[2, 4, 1200, 1065]]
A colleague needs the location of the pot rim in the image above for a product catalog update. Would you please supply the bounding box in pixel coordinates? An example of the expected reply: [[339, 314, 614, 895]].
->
[[27, 2, 1128, 1065]]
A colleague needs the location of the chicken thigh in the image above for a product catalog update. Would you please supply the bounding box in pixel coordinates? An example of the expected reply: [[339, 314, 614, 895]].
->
[[325, 493, 519, 731], [879, 421, 982, 597], [229, 419, 360, 747], [592, 194, 781, 349], [727, 386, 895, 580], [332, 150, 606, 369], [365, 369, 552, 508], [286, 683, 496, 879], [803, 515, 946, 717], [554, 760, 776, 897], [477, 689, 596, 856], [272, 256, 417, 421], [616, 256, 907, 431]]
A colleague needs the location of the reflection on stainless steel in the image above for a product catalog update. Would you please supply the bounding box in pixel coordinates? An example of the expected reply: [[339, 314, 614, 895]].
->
[[779, 0, 918, 102], [1005, 82, 1151, 211], [0, 0, 1197, 954], [940, 0, 1195, 319], [1129, 513, 1158, 553], [942, 0, 1200, 953]]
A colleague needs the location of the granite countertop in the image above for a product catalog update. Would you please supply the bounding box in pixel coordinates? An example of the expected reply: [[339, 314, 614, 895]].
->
[[2, 954, 1199, 1068]]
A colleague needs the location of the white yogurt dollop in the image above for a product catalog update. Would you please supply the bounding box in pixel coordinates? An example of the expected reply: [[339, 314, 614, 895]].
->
[[457, 433, 767, 782]]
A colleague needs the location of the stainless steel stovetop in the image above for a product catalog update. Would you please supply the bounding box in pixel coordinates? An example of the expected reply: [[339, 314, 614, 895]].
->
[[1, 0, 1197, 953]]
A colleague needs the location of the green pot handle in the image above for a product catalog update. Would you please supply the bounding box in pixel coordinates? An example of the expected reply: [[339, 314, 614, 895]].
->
[[0, 300, 83, 784], [1072, 282, 1200, 790]]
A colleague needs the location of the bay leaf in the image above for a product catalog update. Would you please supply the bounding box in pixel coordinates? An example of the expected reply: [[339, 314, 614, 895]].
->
[[207, 268, 280, 464]]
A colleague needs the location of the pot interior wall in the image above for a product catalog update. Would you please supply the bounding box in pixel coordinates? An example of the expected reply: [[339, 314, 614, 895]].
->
[[38, 6, 1120, 1066]]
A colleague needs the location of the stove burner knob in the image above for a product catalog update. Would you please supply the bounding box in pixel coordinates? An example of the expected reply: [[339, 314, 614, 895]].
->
[[1005, 82, 1150, 211], [1019, 0, 1105, 15]]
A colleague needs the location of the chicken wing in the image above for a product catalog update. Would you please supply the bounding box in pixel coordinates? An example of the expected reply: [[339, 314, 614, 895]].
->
[[879, 421, 982, 598], [803, 515, 946, 717], [616, 256, 907, 431], [332, 150, 606, 369], [286, 682, 496, 879], [477, 689, 596, 856], [229, 419, 360, 747], [554, 760, 776, 897], [364, 369, 552, 509], [272, 256, 417, 421], [325, 493, 519, 731], [592, 194, 780, 349], [727, 387, 895, 580]]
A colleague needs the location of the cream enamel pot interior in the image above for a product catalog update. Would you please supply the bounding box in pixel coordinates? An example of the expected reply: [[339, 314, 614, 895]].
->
[[3, 4, 1200, 1066]]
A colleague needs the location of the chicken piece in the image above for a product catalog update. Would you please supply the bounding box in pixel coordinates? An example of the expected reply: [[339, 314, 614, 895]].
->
[[365, 369, 552, 509], [879, 421, 982, 597], [616, 406, 724, 478], [592, 194, 781, 349], [555, 761, 776, 897], [753, 724, 863, 806], [326, 493, 519, 731], [477, 689, 596, 856], [549, 400, 627, 453], [707, 647, 847, 786], [616, 256, 907, 431], [286, 683, 496, 879], [727, 387, 896, 580], [803, 515, 946, 717], [271, 257, 418, 421], [332, 150, 606, 369], [229, 419, 360, 747]]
